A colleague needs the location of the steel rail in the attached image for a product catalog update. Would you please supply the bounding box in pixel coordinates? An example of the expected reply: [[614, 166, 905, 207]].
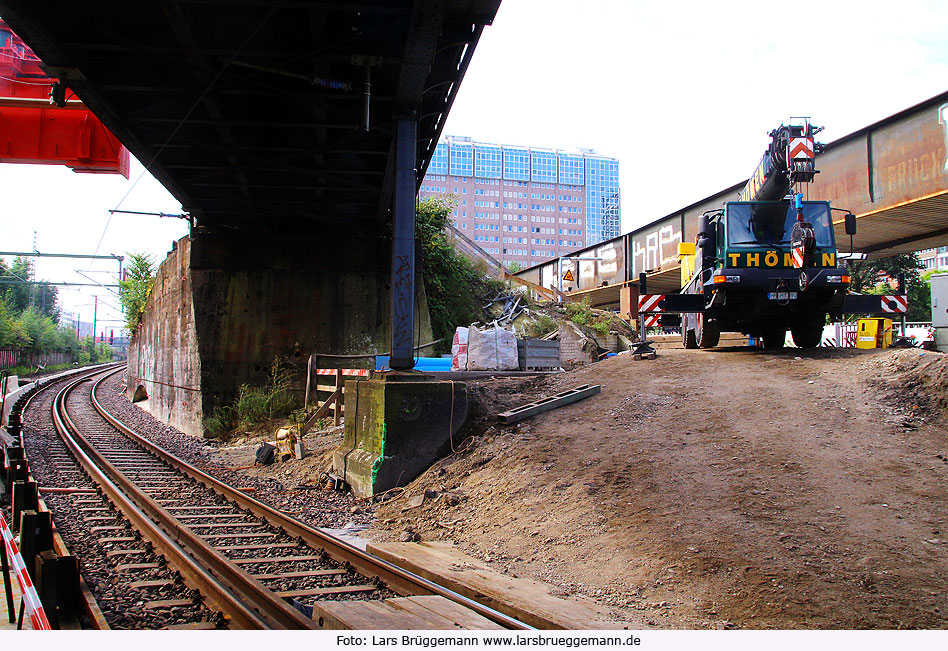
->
[[52, 371, 314, 629], [15, 365, 122, 630], [91, 368, 533, 630]]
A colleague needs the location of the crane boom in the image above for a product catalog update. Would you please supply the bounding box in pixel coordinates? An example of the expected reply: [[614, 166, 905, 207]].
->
[[738, 120, 823, 202]]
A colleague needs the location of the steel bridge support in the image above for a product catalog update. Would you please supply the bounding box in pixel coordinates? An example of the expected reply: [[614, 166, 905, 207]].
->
[[390, 115, 418, 370]]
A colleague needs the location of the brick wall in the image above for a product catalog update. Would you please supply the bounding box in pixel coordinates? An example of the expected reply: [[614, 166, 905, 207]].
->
[[558, 322, 598, 366]]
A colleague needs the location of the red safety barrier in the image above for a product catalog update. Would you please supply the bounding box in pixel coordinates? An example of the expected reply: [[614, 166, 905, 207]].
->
[[0, 512, 51, 630], [313, 369, 370, 377]]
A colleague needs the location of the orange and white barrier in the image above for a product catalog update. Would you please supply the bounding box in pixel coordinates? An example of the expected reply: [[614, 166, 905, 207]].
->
[[0, 512, 51, 630], [638, 294, 665, 313], [312, 369, 370, 377]]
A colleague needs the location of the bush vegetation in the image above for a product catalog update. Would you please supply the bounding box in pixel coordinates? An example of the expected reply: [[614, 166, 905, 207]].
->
[[204, 358, 298, 438], [1, 256, 97, 361], [118, 252, 156, 333], [566, 297, 613, 338], [416, 196, 505, 353]]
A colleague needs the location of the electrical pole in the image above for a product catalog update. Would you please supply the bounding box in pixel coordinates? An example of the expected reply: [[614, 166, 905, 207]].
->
[[92, 296, 98, 348]]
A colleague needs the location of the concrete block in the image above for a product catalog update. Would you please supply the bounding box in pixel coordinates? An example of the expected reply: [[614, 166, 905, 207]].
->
[[333, 374, 467, 498]]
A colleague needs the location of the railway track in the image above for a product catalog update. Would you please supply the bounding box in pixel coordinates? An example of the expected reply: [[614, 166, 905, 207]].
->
[[12, 366, 532, 630]]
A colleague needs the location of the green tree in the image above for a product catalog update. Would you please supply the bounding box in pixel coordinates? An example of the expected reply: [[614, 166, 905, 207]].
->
[[0, 295, 29, 348], [848, 253, 921, 294], [847, 252, 931, 320], [18, 306, 57, 354], [907, 271, 935, 322], [0, 256, 35, 312], [415, 197, 499, 352], [0, 256, 61, 324], [118, 252, 156, 334]]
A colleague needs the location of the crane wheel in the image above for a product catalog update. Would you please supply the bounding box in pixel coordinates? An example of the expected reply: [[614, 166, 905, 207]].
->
[[697, 315, 720, 349], [791, 322, 823, 348], [761, 328, 786, 350], [682, 314, 698, 349]]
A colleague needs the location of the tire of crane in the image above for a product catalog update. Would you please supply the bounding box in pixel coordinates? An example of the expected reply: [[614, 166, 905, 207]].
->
[[762, 327, 786, 350], [791, 322, 823, 348], [696, 314, 720, 349], [682, 314, 698, 349]]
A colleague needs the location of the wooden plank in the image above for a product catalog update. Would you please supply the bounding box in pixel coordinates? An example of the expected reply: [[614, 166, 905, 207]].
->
[[130, 580, 174, 589], [115, 563, 160, 573], [200, 532, 275, 541], [391, 595, 504, 630], [163, 505, 233, 511], [144, 599, 194, 610], [186, 521, 261, 529], [497, 384, 601, 424], [164, 622, 218, 630], [89, 525, 125, 534], [231, 554, 324, 565], [105, 548, 146, 557], [251, 569, 347, 580], [213, 542, 297, 551], [314, 599, 442, 630], [173, 513, 248, 521], [366, 542, 615, 629], [304, 387, 341, 431], [277, 584, 377, 599], [315, 601, 384, 630]]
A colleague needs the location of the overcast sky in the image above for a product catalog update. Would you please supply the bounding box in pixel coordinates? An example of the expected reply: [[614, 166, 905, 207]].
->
[[3, 0, 948, 329]]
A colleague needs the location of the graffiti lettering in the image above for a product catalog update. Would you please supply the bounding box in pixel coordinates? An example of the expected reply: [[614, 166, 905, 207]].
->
[[886, 149, 945, 193], [391, 254, 413, 346], [632, 221, 682, 275]]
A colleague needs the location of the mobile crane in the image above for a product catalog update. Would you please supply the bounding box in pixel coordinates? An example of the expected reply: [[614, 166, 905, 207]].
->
[[638, 119, 908, 349]]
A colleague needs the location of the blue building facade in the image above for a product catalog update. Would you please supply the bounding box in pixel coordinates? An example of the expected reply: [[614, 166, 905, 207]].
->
[[419, 136, 621, 268]]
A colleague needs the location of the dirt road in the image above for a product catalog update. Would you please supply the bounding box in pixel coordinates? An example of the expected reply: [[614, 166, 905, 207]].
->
[[369, 346, 948, 629]]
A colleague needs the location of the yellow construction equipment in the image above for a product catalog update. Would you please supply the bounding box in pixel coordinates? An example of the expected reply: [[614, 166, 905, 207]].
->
[[855, 318, 893, 349]]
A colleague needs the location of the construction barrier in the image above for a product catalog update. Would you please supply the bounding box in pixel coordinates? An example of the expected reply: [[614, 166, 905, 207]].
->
[[0, 511, 51, 630], [313, 369, 370, 378]]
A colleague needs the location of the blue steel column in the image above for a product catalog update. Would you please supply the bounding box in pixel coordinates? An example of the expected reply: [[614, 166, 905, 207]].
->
[[390, 116, 418, 370]]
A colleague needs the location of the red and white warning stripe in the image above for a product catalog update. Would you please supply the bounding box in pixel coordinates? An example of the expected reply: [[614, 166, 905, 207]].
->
[[788, 137, 815, 160], [880, 295, 908, 313], [791, 244, 804, 269], [313, 369, 371, 377], [638, 294, 665, 313], [643, 314, 660, 327], [0, 512, 52, 630]]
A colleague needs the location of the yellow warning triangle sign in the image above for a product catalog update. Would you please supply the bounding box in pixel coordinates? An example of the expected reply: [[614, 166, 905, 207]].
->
[[563, 269, 574, 282]]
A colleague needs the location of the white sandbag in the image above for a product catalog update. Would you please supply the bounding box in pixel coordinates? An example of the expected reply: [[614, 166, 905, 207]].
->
[[467, 324, 519, 371], [451, 326, 469, 371]]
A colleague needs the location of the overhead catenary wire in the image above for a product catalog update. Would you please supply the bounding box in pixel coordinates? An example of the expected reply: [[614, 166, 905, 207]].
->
[[90, 3, 285, 263]]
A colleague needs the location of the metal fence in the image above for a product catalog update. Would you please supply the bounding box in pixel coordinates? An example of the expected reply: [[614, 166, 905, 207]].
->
[[0, 349, 73, 371], [821, 321, 933, 347]]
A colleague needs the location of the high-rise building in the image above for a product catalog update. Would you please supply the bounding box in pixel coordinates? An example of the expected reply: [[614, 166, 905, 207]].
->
[[919, 246, 948, 272], [418, 135, 620, 269]]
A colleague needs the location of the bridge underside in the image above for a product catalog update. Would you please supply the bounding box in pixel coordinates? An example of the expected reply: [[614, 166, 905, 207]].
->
[[0, 0, 498, 230], [1, 1, 499, 439]]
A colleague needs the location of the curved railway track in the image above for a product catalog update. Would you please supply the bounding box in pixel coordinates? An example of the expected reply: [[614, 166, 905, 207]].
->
[[22, 366, 530, 630]]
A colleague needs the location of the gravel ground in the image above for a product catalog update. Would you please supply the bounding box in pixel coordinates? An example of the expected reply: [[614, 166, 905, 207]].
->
[[97, 372, 377, 533], [14, 371, 225, 629]]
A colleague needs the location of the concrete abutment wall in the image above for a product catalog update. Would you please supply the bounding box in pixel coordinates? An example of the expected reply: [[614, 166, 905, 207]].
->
[[127, 228, 432, 437]]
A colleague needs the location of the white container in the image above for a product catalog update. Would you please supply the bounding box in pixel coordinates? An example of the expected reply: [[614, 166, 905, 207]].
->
[[931, 274, 948, 352]]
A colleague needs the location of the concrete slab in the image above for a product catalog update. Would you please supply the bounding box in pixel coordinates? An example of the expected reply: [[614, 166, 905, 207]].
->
[[333, 374, 467, 498], [366, 541, 621, 630]]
